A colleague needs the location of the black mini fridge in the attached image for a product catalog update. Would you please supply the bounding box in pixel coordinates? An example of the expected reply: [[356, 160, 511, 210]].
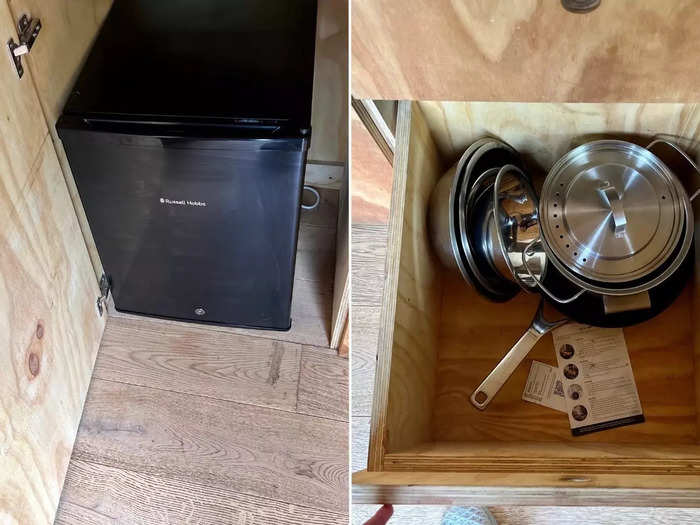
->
[[57, 0, 318, 330]]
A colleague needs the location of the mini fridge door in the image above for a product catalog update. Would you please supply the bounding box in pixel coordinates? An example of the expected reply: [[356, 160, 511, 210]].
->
[[58, 120, 308, 330]]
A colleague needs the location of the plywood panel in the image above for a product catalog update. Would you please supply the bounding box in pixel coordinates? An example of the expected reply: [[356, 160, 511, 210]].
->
[[352, 0, 700, 102], [419, 102, 700, 172], [0, 139, 105, 523], [56, 459, 347, 525], [331, 174, 349, 349], [369, 102, 445, 469], [8, 0, 113, 280], [0, 1, 48, 211], [72, 378, 348, 514], [93, 315, 302, 412], [309, 0, 348, 164]]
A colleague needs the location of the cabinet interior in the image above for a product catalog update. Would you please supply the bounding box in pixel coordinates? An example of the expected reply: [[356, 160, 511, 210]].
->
[[375, 101, 700, 475]]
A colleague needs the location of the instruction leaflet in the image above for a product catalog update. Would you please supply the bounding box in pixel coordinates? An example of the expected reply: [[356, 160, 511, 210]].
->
[[552, 323, 644, 436], [522, 361, 566, 413]]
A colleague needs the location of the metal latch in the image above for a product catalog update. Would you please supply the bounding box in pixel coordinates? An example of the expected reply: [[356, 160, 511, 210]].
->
[[7, 14, 41, 78], [96, 274, 111, 317]]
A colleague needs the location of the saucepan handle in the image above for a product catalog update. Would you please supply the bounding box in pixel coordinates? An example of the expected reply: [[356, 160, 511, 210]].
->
[[521, 238, 585, 304], [469, 327, 544, 410], [470, 300, 568, 410], [646, 138, 700, 202]]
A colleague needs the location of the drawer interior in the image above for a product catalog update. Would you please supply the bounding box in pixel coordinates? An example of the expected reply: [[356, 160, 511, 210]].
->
[[370, 101, 700, 475]]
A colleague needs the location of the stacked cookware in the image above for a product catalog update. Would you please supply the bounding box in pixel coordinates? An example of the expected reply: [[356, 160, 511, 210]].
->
[[428, 137, 699, 409]]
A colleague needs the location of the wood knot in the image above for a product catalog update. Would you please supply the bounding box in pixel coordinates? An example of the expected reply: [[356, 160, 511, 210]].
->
[[28, 352, 40, 377], [35, 321, 44, 339]]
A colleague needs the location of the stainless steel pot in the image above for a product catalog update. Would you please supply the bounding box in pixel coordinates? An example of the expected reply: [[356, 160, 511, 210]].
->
[[428, 138, 523, 301], [523, 139, 698, 303], [428, 137, 493, 284]]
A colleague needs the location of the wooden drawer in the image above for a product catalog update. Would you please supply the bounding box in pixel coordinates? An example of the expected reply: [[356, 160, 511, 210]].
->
[[352, 100, 700, 506]]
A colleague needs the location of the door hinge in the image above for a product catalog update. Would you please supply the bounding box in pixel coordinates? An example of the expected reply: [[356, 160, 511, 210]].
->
[[7, 14, 41, 78], [96, 274, 111, 317]]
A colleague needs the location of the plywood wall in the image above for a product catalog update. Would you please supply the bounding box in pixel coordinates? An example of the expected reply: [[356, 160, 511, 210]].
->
[[352, 0, 700, 102], [7, 0, 113, 280], [0, 2, 106, 522], [419, 102, 700, 172], [310, 0, 349, 164]]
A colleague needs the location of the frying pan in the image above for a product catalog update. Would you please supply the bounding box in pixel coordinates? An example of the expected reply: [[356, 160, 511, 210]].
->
[[469, 253, 693, 410]]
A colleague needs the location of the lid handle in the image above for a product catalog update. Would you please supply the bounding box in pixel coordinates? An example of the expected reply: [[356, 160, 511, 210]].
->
[[598, 182, 627, 237]]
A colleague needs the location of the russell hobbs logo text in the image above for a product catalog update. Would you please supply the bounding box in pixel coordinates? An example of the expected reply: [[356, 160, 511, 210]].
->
[[159, 197, 207, 207]]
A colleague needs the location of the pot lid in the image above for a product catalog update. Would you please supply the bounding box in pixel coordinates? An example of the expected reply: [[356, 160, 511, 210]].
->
[[540, 140, 688, 284]]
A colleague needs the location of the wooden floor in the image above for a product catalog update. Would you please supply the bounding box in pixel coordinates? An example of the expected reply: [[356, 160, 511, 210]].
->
[[55, 189, 348, 524]]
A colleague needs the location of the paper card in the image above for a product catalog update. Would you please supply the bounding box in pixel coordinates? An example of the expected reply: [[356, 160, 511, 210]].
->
[[553, 323, 644, 436], [522, 361, 566, 412]]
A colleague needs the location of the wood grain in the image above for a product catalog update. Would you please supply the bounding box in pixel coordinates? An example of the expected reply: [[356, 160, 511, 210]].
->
[[433, 280, 696, 444], [352, 416, 371, 474], [351, 109, 393, 223], [384, 441, 700, 476], [0, 1, 48, 212], [8, 0, 113, 280], [351, 305, 380, 417], [488, 506, 700, 525], [72, 378, 348, 514], [0, 2, 106, 521], [369, 101, 445, 469], [0, 129, 105, 523], [297, 346, 349, 421], [419, 102, 700, 173], [351, 98, 395, 164], [331, 174, 349, 349], [309, 0, 348, 164], [351, 223, 388, 306], [56, 459, 347, 524], [352, 0, 700, 102], [305, 161, 345, 189], [93, 315, 302, 412], [338, 319, 349, 357], [352, 471, 700, 507]]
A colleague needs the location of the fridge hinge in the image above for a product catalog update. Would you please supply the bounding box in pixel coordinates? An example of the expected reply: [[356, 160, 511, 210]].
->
[[96, 274, 111, 317], [7, 14, 42, 78]]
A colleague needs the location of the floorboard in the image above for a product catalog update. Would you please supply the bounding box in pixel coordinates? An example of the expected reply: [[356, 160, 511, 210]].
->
[[69, 377, 347, 514], [93, 315, 302, 412], [57, 459, 347, 525], [297, 346, 349, 421]]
